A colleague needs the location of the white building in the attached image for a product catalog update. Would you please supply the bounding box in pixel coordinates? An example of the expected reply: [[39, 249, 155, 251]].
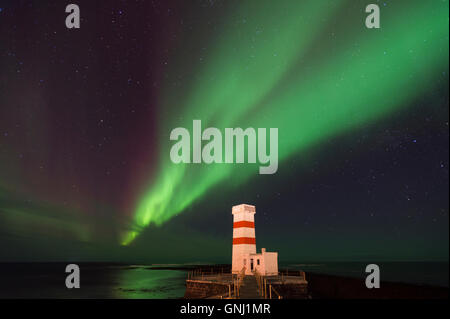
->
[[231, 204, 278, 276]]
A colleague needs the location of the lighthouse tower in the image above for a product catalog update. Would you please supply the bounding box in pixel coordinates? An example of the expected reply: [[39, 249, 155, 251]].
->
[[232, 204, 256, 274]]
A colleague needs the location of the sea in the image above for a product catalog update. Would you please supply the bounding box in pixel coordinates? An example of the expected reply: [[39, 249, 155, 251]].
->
[[0, 262, 447, 299]]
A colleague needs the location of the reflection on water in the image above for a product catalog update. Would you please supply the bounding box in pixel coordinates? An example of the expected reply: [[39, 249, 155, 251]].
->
[[0, 263, 188, 299], [1, 262, 447, 298], [113, 267, 186, 299]]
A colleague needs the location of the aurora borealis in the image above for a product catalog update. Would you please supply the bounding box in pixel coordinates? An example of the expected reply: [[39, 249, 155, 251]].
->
[[124, 0, 449, 244], [0, 0, 448, 263]]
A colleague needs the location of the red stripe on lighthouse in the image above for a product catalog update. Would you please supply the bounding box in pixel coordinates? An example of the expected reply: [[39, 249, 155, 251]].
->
[[233, 237, 256, 245], [233, 221, 255, 228]]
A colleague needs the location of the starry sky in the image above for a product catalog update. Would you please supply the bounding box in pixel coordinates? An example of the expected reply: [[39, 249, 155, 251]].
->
[[0, 0, 448, 263]]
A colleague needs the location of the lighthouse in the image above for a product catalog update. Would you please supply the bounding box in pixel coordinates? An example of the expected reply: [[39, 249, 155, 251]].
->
[[232, 204, 278, 276], [232, 204, 257, 274]]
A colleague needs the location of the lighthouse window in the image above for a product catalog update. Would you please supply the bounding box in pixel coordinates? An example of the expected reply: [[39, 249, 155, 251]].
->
[[257, 259, 260, 265], [243, 259, 246, 265]]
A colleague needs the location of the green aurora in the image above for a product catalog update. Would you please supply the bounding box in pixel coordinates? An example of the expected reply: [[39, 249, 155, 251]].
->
[[122, 0, 449, 245]]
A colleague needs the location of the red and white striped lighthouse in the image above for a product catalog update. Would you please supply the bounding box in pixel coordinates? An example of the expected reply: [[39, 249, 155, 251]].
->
[[232, 204, 256, 274]]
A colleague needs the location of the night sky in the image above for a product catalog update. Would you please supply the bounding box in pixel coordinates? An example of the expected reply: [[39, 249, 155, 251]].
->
[[0, 0, 448, 263]]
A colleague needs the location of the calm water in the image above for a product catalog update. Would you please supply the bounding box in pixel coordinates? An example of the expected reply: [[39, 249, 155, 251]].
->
[[0, 263, 188, 299], [286, 262, 449, 288], [0, 262, 447, 298]]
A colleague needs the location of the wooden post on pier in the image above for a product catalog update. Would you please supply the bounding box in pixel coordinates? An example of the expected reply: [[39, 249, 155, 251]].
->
[[260, 276, 263, 296], [264, 278, 267, 299], [260, 276, 263, 298]]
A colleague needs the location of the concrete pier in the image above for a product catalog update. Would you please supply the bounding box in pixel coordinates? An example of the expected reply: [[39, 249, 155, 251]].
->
[[184, 269, 308, 299]]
